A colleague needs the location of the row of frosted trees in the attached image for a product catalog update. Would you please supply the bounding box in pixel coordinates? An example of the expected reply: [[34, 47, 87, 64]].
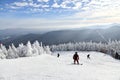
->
[[0, 41, 51, 59], [1, 40, 120, 59], [50, 40, 120, 57]]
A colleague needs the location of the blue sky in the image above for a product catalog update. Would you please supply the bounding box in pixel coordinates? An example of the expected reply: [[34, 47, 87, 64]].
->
[[0, 0, 120, 30]]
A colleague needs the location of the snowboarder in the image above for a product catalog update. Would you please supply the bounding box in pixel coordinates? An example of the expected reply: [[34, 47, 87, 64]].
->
[[73, 52, 79, 64], [57, 53, 60, 58], [87, 54, 90, 59]]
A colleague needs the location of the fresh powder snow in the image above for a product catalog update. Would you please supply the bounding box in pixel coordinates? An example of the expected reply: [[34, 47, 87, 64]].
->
[[0, 51, 120, 80]]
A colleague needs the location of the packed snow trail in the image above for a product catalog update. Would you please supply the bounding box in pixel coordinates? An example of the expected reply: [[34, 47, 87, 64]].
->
[[0, 51, 120, 80]]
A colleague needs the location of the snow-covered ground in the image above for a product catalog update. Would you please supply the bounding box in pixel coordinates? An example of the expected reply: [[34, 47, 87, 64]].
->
[[0, 51, 120, 80]]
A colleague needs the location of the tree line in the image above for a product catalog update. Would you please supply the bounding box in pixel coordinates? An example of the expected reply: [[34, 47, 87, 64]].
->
[[50, 40, 120, 59]]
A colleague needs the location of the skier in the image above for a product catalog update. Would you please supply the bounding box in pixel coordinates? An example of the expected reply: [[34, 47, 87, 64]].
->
[[87, 54, 90, 59], [115, 52, 120, 59], [57, 53, 60, 58], [73, 52, 79, 64]]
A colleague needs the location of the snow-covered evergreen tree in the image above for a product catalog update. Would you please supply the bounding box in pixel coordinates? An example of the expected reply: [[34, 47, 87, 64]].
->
[[25, 41, 33, 57], [0, 48, 6, 59], [33, 41, 42, 55], [17, 43, 26, 57], [0, 44, 7, 57], [7, 46, 16, 59], [44, 46, 52, 54], [32, 42, 39, 56], [39, 42, 46, 54], [32, 46, 39, 56], [11, 44, 19, 58]]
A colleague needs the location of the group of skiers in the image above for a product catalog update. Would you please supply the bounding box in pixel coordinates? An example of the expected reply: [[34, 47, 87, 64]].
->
[[57, 52, 90, 65]]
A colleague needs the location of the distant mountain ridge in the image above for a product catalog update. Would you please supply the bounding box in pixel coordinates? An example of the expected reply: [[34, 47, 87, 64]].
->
[[0, 25, 120, 47], [0, 28, 52, 40]]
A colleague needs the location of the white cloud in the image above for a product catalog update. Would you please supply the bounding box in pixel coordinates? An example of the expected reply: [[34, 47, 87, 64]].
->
[[81, 0, 90, 3], [69, 7, 120, 25], [13, 2, 28, 7], [52, 3, 60, 8], [41, 5, 49, 8], [29, 3, 41, 8], [67, 0, 120, 21], [86, 0, 120, 10], [72, 2, 82, 10], [60, 1, 73, 9], [9, 6, 21, 9], [10, 1, 44, 9], [37, 0, 49, 2], [56, 0, 85, 10], [30, 8, 43, 12]]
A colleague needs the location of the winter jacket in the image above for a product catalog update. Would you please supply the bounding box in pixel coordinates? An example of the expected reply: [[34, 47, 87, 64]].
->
[[73, 54, 79, 60]]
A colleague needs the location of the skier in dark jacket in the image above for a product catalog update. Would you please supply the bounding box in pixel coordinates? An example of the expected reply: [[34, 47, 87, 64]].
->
[[87, 54, 90, 59], [57, 53, 60, 58], [115, 52, 120, 59], [73, 52, 79, 64]]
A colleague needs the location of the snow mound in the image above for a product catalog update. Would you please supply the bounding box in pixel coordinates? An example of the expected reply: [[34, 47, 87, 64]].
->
[[0, 51, 120, 80]]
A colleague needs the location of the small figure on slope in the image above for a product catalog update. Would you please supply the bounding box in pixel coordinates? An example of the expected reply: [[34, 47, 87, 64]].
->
[[87, 54, 90, 59], [73, 52, 79, 64], [115, 52, 120, 59], [57, 53, 60, 58]]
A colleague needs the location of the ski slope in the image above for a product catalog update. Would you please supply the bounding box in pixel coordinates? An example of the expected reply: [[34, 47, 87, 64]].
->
[[0, 51, 120, 80]]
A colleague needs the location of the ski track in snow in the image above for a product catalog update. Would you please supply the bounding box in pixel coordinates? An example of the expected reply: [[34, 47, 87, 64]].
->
[[0, 51, 120, 80]]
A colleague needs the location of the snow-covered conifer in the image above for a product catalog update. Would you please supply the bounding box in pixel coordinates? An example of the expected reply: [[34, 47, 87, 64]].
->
[[7, 46, 16, 59], [0, 44, 7, 57], [33, 41, 41, 55], [25, 41, 33, 57], [44, 46, 52, 54], [0, 48, 6, 59], [11, 44, 19, 58], [17, 43, 26, 57]]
